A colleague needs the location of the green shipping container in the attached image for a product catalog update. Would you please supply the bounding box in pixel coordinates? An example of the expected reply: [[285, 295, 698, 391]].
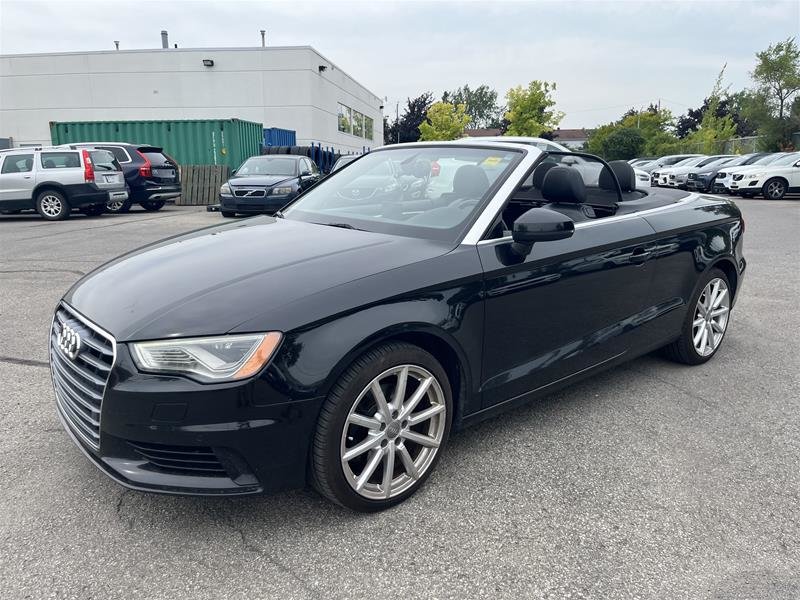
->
[[49, 118, 264, 168]]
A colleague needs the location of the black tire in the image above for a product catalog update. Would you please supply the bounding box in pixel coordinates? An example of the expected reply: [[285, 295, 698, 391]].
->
[[311, 342, 453, 512], [662, 268, 731, 365], [106, 198, 133, 213], [739, 191, 755, 198], [140, 200, 165, 211], [762, 177, 787, 200], [35, 190, 70, 221], [221, 210, 236, 218], [80, 205, 106, 216]]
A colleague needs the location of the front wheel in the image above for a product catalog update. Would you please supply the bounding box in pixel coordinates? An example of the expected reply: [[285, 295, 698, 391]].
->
[[762, 178, 787, 200], [36, 190, 70, 220], [663, 268, 732, 365], [140, 199, 165, 211], [311, 342, 452, 511]]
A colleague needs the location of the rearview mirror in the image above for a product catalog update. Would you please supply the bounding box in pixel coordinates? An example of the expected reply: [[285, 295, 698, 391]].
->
[[511, 208, 574, 256]]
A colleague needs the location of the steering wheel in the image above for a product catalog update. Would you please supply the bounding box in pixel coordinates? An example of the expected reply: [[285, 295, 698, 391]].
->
[[452, 198, 480, 211]]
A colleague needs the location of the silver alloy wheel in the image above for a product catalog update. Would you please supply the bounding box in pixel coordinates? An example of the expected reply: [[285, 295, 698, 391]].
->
[[692, 277, 730, 357], [107, 199, 125, 212], [765, 180, 785, 199], [40, 194, 63, 217], [340, 364, 446, 500]]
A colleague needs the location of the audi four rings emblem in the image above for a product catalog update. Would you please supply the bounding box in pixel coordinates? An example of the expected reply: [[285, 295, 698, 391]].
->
[[57, 323, 82, 360]]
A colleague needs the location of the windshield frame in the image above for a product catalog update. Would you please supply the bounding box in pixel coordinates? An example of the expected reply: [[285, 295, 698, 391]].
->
[[281, 142, 530, 244]]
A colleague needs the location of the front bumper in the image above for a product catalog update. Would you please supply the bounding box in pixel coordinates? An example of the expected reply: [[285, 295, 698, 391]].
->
[[51, 309, 323, 496], [686, 176, 713, 192], [219, 193, 295, 214], [730, 178, 762, 191]]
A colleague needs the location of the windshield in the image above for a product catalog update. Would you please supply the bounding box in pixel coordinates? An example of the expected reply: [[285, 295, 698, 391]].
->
[[768, 152, 800, 166], [283, 146, 521, 242], [699, 157, 733, 169], [672, 156, 705, 168], [723, 155, 754, 167], [753, 153, 787, 165], [237, 157, 298, 176], [89, 149, 120, 172]]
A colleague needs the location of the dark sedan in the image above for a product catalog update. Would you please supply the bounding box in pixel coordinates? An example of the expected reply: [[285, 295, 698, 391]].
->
[[219, 155, 321, 217], [50, 142, 745, 511]]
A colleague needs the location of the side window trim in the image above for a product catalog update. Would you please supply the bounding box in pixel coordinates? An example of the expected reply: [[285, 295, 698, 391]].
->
[[98, 146, 132, 164]]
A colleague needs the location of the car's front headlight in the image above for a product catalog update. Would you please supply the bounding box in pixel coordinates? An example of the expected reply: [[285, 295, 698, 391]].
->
[[271, 186, 294, 195], [130, 332, 282, 383], [220, 183, 232, 195]]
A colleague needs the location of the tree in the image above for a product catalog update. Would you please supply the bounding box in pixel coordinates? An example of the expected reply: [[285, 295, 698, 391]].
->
[[442, 84, 503, 128], [504, 81, 564, 137], [383, 93, 434, 145], [599, 127, 645, 160], [682, 67, 737, 153], [752, 37, 800, 120], [587, 107, 676, 157], [419, 102, 471, 141], [676, 94, 758, 139]]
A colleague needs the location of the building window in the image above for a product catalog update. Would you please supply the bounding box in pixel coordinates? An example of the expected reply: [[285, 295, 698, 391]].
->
[[338, 104, 352, 134], [364, 116, 374, 140], [352, 111, 364, 137]]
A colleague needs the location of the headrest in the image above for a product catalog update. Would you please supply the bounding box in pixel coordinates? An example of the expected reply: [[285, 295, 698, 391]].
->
[[599, 160, 636, 192], [541, 167, 586, 204], [531, 160, 557, 189], [452, 164, 490, 197]]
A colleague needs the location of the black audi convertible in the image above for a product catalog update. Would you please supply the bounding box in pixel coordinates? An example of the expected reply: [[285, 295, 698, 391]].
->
[[50, 141, 745, 511]]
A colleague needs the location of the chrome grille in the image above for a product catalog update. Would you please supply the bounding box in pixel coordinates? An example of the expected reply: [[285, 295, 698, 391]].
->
[[233, 188, 266, 198], [50, 304, 115, 451]]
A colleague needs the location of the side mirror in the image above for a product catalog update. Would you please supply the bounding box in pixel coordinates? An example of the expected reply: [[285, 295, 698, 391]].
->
[[230, 169, 237, 175], [511, 207, 574, 256]]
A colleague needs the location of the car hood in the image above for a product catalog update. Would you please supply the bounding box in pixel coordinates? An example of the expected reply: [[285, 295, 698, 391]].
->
[[64, 217, 453, 341], [229, 175, 296, 187]]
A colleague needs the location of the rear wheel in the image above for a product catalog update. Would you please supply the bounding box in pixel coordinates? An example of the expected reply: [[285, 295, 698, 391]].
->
[[36, 190, 70, 221], [106, 198, 133, 213], [140, 199, 165, 211], [663, 268, 731, 365], [221, 210, 236, 218], [762, 178, 787, 200], [311, 342, 452, 511]]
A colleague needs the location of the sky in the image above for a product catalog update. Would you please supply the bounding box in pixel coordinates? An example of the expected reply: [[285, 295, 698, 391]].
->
[[1, 0, 798, 128]]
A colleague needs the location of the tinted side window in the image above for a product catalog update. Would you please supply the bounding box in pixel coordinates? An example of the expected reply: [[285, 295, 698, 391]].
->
[[1, 154, 34, 174], [98, 146, 131, 163], [41, 152, 81, 168]]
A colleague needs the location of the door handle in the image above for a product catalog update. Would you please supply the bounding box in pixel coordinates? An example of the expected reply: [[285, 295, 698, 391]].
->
[[23, 175, 32, 179], [630, 247, 651, 264]]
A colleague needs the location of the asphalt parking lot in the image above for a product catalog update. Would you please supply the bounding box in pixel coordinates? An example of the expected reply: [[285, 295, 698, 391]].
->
[[1, 199, 798, 599]]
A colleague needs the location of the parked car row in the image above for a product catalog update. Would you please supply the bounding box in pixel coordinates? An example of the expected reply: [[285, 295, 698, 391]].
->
[[629, 151, 800, 199], [213, 137, 658, 219], [0, 143, 181, 220]]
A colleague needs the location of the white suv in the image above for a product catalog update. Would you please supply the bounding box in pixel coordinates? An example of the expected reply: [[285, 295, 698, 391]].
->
[[729, 152, 800, 199], [0, 146, 128, 220]]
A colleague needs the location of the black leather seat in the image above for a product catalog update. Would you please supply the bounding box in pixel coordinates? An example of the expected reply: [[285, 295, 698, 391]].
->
[[531, 160, 558, 189], [599, 160, 636, 193], [541, 166, 587, 204], [439, 164, 490, 203]]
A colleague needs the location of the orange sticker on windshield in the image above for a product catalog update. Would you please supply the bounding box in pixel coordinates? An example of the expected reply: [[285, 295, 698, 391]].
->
[[482, 157, 502, 166]]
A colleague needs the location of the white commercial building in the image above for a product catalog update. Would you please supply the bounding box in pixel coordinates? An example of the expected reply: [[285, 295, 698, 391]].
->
[[0, 43, 384, 153]]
